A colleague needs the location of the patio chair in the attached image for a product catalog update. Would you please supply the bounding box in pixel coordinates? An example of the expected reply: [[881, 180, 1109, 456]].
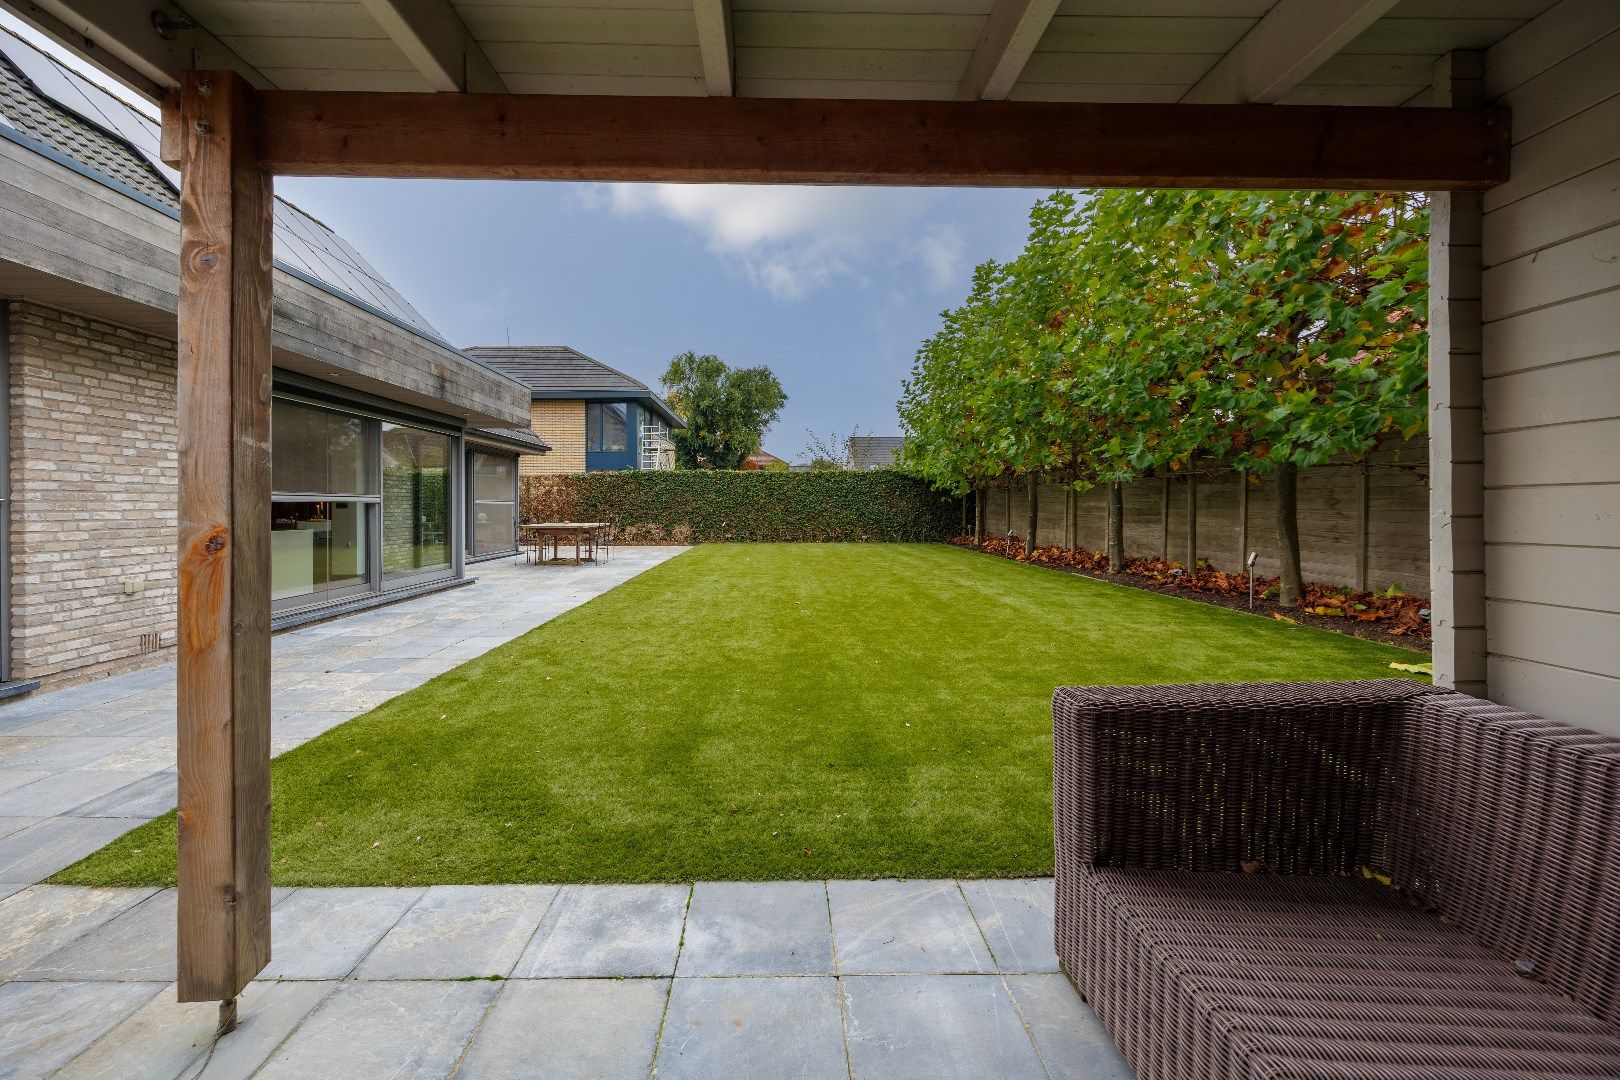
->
[[1052, 680, 1620, 1080]]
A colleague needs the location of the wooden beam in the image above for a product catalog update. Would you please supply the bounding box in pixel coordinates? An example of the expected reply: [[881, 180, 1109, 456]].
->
[[7, 0, 269, 95], [1183, 0, 1402, 104], [249, 92, 1510, 190], [956, 0, 1060, 101], [692, 0, 734, 97], [173, 70, 274, 1004], [356, 0, 506, 93]]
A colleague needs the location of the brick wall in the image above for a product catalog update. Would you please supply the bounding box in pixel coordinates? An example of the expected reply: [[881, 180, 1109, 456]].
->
[[521, 399, 585, 475], [6, 301, 178, 687]]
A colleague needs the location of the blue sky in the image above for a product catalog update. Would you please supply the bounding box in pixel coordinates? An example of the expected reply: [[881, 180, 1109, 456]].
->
[[278, 177, 1049, 459], [0, 8, 1048, 461]]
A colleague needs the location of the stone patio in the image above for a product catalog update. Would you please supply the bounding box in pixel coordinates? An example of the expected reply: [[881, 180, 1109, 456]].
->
[[0, 545, 1132, 1077], [0, 877, 1130, 1078], [0, 549, 684, 888]]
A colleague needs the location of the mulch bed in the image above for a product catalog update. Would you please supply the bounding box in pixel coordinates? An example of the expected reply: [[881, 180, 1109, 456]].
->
[[952, 536, 1432, 654]]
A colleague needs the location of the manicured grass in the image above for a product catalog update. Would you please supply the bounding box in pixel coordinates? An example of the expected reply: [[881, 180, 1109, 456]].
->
[[56, 544, 1424, 886]]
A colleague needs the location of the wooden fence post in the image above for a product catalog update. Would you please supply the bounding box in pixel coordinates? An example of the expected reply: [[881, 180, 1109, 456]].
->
[[1185, 466, 1198, 568], [170, 70, 274, 1006], [1159, 475, 1171, 559], [1356, 462, 1371, 591]]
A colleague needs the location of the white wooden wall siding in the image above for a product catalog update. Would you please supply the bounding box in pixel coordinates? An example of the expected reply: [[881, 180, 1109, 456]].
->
[[1479, 0, 1620, 735], [91, 0, 1558, 104]]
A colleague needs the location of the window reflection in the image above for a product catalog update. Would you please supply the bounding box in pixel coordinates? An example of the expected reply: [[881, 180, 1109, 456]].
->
[[382, 422, 453, 578], [271, 500, 368, 601]]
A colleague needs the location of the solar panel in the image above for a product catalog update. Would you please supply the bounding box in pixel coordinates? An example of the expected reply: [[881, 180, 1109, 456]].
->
[[0, 29, 446, 343]]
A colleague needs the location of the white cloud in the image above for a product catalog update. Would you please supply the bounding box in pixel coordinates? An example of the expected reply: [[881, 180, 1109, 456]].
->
[[583, 183, 958, 299]]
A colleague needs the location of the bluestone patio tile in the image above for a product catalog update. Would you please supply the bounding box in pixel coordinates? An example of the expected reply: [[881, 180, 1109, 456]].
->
[[0, 883, 24, 903], [0, 736, 140, 772], [657, 977, 847, 1080], [959, 877, 1060, 973], [0, 816, 40, 840], [0, 982, 164, 1079], [53, 979, 335, 1080], [74, 771, 178, 819], [0, 768, 49, 795], [256, 887, 424, 981], [513, 883, 688, 978], [0, 768, 142, 817], [842, 975, 1048, 1080], [355, 884, 557, 980], [254, 980, 498, 1080], [24, 888, 176, 981], [78, 738, 175, 774], [0, 885, 155, 980], [0, 819, 142, 886], [1004, 974, 1135, 1078], [830, 880, 994, 974], [456, 979, 668, 1080], [679, 880, 834, 976]]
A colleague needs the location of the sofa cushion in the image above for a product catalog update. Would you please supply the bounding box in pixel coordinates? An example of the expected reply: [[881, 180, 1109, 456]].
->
[[1069, 868, 1620, 1080]]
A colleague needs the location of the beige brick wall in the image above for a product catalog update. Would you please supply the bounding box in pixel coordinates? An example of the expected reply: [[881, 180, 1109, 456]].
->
[[521, 399, 585, 475], [7, 301, 178, 687]]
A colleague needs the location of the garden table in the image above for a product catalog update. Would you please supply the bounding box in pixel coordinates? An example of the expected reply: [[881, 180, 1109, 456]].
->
[[519, 522, 607, 565]]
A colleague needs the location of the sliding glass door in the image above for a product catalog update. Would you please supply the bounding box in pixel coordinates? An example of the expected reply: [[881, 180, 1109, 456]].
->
[[467, 449, 518, 557], [381, 421, 454, 586], [271, 399, 376, 607]]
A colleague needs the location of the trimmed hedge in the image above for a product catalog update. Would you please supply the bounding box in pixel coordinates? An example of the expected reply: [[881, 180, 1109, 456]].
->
[[520, 469, 962, 543]]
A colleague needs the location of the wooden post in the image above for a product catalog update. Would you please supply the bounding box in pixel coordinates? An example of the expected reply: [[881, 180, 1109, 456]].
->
[[1107, 482, 1124, 573], [1159, 475, 1170, 559], [1024, 475, 1038, 556], [1237, 470, 1250, 569], [1185, 466, 1198, 568], [1356, 461, 1370, 591], [171, 71, 274, 1004]]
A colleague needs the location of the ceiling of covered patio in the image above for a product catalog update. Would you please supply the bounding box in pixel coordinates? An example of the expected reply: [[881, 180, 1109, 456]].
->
[[13, 0, 1560, 106]]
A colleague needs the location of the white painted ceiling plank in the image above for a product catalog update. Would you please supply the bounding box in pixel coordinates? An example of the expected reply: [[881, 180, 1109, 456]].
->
[[8, 0, 270, 95], [693, 0, 735, 95], [1181, 0, 1404, 104], [356, 0, 507, 92], [956, 0, 1062, 99]]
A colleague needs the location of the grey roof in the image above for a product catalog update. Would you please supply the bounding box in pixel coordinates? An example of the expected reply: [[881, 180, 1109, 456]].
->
[[469, 427, 551, 454], [465, 345, 685, 428], [847, 436, 907, 470], [0, 29, 446, 344]]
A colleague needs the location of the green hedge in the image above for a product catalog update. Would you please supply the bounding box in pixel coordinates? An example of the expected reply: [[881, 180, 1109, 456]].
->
[[520, 469, 962, 543]]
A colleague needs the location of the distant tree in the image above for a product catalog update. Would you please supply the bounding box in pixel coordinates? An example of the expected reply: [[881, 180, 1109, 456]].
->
[[662, 352, 787, 470], [802, 426, 867, 468]]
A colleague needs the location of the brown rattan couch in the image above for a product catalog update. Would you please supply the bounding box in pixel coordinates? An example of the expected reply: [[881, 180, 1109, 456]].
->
[[1053, 679, 1620, 1079]]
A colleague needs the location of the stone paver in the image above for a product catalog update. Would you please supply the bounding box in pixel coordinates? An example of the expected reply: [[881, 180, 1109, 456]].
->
[[254, 981, 498, 1079], [514, 883, 689, 978], [0, 878, 1131, 1079], [679, 880, 834, 976], [456, 979, 668, 1080], [257, 888, 424, 981], [842, 974, 1049, 1080], [0, 550, 683, 886], [354, 884, 557, 980], [959, 877, 1061, 973], [830, 879, 995, 975], [658, 976, 848, 1080]]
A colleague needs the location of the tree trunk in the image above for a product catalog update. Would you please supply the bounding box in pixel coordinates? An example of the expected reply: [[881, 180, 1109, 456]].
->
[[1185, 467, 1198, 569], [973, 485, 985, 544], [1275, 461, 1303, 606], [1024, 475, 1038, 556], [1107, 482, 1125, 572]]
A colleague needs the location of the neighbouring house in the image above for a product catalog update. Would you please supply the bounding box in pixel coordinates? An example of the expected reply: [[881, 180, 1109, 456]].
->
[[0, 30, 545, 692], [467, 345, 684, 474], [847, 436, 907, 470], [742, 449, 787, 470]]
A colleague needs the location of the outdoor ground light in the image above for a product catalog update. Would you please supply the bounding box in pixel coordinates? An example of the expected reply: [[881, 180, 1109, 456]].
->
[[1246, 551, 1259, 609]]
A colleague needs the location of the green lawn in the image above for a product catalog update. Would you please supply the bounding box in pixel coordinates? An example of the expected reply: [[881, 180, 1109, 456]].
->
[[56, 544, 1424, 886]]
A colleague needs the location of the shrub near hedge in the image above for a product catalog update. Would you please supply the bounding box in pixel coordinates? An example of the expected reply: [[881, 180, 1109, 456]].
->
[[520, 469, 961, 543]]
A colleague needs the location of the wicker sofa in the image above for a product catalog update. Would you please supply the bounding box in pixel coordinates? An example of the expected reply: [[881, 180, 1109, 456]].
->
[[1053, 679, 1620, 1079]]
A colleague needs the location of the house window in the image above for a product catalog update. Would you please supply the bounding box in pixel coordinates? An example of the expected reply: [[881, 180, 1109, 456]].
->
[[468, 450, 517, 555], [271, 399, 375, 604], [381, 421, 454, 582], [586, 402, 630, 453]]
